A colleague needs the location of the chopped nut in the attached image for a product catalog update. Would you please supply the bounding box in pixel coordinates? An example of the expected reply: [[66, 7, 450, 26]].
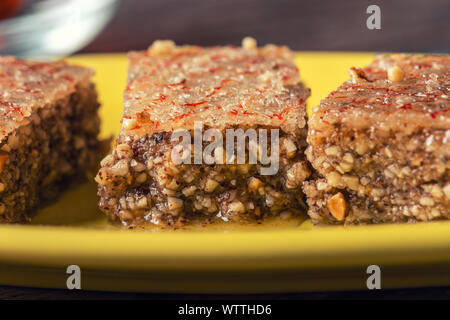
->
[[242, 36, 257, 50], [342, 174, 359, 191], [200, 196, 212, 208], [122, 118, 137, 130], [115, 143, 132, 159], [430, 185, 443, 199], [248, 177, 263, 191], [130, 159, 146, 172], [406, 141, 417, 152], [343, 153, 354, 164], [326, 171, 341, 187], [100, 154, 114, 167], [95, 167, 110, 185], [182, 186, 197, 197], [135, 197, 148, 209], [183, 172, 195, 183], [0, 183, 4, 192], [166, 178, 180, 190], [431, 209, 441, 218], [355, 140, 369, 155], [402, 207, 411, 217], [384, 168, 395, 179], [146, 159, 154, 170], [204, 178, 219, 193], [327, 193, 346, 221], [384, 148, 393, 158], [119, 196, 127, 209], [166, 161, 180, 175], [360, 176, 370, 186], [7, 134, 20, 149], [387, 164, 400, 177], [228, 200, 246, 214], [371, 188, 385, 198], [411, 205, 420, 217], [285, 162, 310, 189], [335, 165, 345, 175], [338, 161, 353, 173], [314, 155, 326, 165], [207, 202, 218, 214], [126, 197, 137, 210], [324, 146, 342, 157], [167, 196, 183, 211], [443, 184, 450, 199], [419, 197, 435, 207], [153, 157, 163, 164], [110, 159, 129, 176], [163, 188, 177, 196], [388, 65, 404, 82], [149, 40, 176, 56], [400, 166, 411, 176], [282, 138, 297, 158], [317, 181, 328, 191]]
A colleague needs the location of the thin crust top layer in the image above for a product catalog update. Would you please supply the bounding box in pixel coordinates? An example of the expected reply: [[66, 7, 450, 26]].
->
[[0, 57, 93, 142], [122, 40, 310, 137], [309, 54, 449, 144]]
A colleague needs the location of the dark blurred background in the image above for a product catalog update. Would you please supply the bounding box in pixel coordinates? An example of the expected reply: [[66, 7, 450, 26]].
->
[[82, 0, 450, 53]]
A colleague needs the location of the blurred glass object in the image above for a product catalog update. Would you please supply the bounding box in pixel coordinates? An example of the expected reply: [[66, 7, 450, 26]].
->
[[0, 0, 119, 58]]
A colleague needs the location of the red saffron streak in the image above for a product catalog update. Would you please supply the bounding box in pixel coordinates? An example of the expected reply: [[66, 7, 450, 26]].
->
[[184, 101, 205, 107]]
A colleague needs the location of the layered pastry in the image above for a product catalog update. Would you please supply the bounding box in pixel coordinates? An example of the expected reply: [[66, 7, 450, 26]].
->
[[304, 54, 449, 224], [0, 57, 103, 222], [96, 38, 311, 226]]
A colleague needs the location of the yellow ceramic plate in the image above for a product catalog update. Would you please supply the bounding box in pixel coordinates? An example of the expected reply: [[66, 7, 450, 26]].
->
[[1, 53, 450, 293]]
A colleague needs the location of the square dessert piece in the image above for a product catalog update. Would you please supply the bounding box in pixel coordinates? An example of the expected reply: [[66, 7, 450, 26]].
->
[[0, 57, 103, 223], [96, 38, 311, 226], [304, 54, 449, 224]]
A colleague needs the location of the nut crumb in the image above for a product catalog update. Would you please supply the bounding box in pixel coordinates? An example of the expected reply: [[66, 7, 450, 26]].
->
[[242, 37, 257, 50], [148, 40, 176, 56], [388, 65, 404, 82], [327, 192, 346, 221]]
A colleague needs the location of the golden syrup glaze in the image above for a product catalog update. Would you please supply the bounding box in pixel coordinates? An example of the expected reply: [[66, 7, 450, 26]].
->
[[121, 41, 310, 138], [0, 56, 93, 142], [309, 54, 450, 143]]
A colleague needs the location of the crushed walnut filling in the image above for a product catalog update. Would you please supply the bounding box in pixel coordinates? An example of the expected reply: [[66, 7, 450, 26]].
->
[[97, 128, 310, 226]]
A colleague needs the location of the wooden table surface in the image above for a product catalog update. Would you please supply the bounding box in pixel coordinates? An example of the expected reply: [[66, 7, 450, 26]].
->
[[2, 285, 450, 300], [3, 0, 450, 299]]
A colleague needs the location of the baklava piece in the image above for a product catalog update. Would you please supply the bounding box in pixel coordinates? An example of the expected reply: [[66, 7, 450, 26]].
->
[[0, 57, 103, 223], [304, 54, 449, 224], [97, 38, 311, 226]]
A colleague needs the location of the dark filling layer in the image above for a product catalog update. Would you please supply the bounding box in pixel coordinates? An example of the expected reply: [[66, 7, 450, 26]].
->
[[97, 127, 310, 226], [0, 84, 102, 223], [303, 176, 449, 225], [304, 127, 449, 224]]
